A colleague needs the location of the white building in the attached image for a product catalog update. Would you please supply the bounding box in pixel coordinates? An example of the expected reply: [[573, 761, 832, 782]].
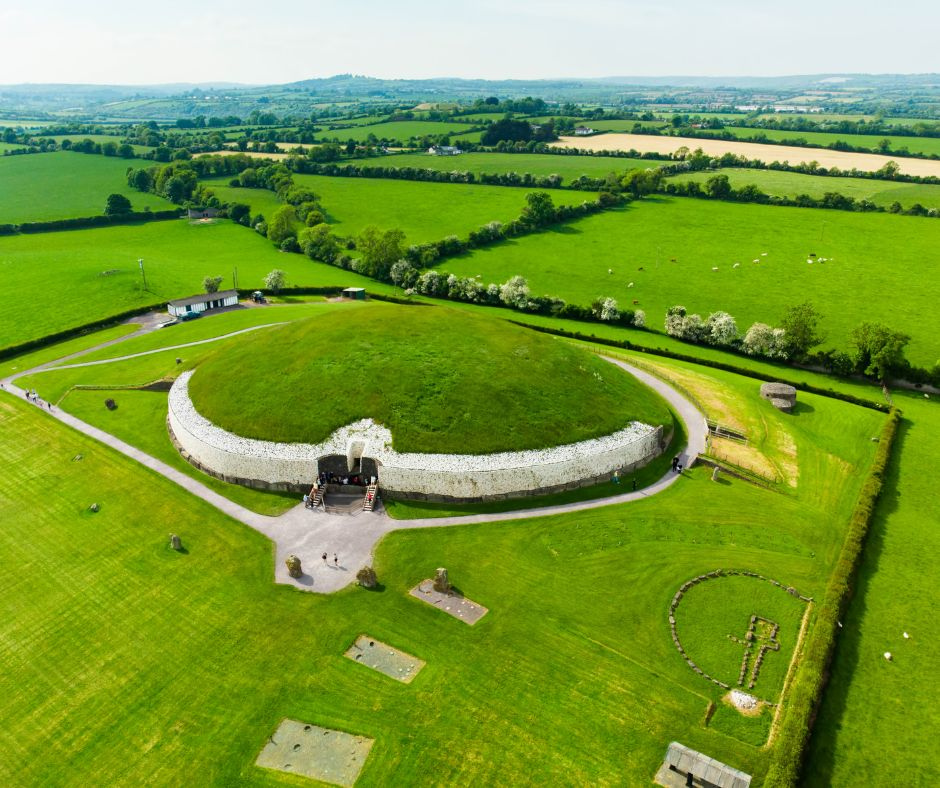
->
[[573, 126, 595, 136], [167, 289, 238, 318], [428, 145, 463, 156]]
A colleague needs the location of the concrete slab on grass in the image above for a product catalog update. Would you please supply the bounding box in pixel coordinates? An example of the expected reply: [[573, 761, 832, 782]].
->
[[256, 718, 373, 786], [409, 579, 488, 625], [345, 635, 425, 683]]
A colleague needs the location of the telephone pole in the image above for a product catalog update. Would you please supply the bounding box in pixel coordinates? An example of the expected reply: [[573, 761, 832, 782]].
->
[[138, 258, 148, 291]]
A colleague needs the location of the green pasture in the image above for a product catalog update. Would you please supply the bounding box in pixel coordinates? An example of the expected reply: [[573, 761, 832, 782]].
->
[[313, 120, 480, 143], [62, 302, 356, 364], [719, 126, 940, 157], [0, 220, 392, 352], [590, 119, 669, 132], [290, 174, 580, 243], [0, 142, 28, 152], [0, 330, 882, 783], [188, 303, 671, 452], [806, 391, 940, 785], [0, 324, 138, 378], [342, 151, 669, 180], [200, 179, 284, 218], [0, 151, 173, 224], [668, 167, 940, 210], [43, 134, 153, 154], [440, 197, 940, 364]]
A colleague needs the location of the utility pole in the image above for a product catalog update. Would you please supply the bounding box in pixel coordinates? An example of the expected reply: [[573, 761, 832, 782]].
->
[[138, 258, 148, 291], [233, 266, 238, 291]]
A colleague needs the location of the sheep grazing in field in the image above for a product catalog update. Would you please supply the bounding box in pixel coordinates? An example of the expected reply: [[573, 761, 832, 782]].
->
[[753, 258, 760, 263], [711, 267, 719, 272], [627, 282, 634, 288], [608, 268, 613, 275], [807, 259, 814, 264], [632, 299, 640, 305], [638, 266, 644, 271], [761, 252, 768, 256], [732, 263, 740, 269]]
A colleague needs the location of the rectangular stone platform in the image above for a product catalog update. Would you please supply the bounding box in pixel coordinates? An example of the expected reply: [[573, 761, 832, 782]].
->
[[409, 580, 488, 625], [256, 719, 373, 786], [344, 635, 425, 683]]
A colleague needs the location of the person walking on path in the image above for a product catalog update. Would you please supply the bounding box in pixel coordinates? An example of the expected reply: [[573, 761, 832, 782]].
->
[[333, 553, 339, 567], [322, 552, 328, 563]]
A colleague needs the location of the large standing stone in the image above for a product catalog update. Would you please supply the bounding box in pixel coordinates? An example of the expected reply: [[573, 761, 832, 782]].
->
[[433, 567, 451, 594], [357, 566, 377, 588], [169, 533, 182, 551], [286, 554, 303, 579]]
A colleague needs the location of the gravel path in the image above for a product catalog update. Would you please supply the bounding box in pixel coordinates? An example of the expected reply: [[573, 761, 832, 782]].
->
[[3, 322, 706, 595]]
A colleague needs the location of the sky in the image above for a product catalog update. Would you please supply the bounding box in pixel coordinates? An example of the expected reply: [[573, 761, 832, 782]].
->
[[1, 0, 937, 85]]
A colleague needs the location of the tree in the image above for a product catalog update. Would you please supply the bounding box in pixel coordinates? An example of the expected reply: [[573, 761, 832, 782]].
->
[[621, 168, 663, 198], [356, 226, 405, 279], [705, 173, 732, 200], [202, 276, 223, 293], [264, 269, 286, 294], [705, 311, 738, 345], [633, 309, 646, 328], [592, 297, 619, 322], [498, 275, 530, 309], [266, 205, 297, 246], [851, 322, 911, 381], [298, 224, 338, 262], [126, 168, 152, 192], [104, 193, 132, 215], [520, 191, 556, 228], [664, 305, 688, 337], [780, 302, 824, 359], [228, 203, 251, 225]]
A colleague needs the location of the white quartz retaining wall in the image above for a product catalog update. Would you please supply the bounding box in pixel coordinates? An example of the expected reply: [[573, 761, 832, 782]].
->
[[168, 370, 664, 499]]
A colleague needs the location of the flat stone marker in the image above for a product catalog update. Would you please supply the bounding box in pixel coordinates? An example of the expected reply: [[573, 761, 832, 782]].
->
[[344, 635, 425, 683], [408, 579, 488, 625], [256, 718, 373, 787]]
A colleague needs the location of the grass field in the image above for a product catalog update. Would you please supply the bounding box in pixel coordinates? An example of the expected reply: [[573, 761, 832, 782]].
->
[[313, 120, 482, 143], [342, 151, 669, 181], [43, 134, 154, 155], [0, 151, 173, 223], [189, 303, 671, 452], [720, 126, 940, 157], [440, 197, 940, 364], [0, 220, 393, 352], [289, 174, 580, 243], [0, 329, 882, 783], [668, 167, 940, 210]]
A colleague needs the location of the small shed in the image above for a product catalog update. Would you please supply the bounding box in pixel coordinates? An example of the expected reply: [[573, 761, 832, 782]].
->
[[342, 287, 366, 300], [759, 382, 797, 413], [662, 742, 751, 788], [167, 289, 238, 317], [573, 126, 595, 136], [188, 207, 219, 220]]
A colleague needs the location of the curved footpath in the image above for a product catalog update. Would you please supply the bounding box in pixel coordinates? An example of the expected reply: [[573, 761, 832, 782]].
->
[[3, 328, 706, 594]]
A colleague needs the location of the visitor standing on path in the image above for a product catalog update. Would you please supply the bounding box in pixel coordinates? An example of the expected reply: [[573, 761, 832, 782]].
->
[[333, 553, 338, 567], [322, 552, 328, 563]]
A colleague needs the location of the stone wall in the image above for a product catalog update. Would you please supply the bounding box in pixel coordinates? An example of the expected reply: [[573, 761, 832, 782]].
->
[[168, 371, 664, 501]]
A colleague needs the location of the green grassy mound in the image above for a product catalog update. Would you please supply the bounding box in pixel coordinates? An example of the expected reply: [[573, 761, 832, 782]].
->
[[187, 304, 671, 453]]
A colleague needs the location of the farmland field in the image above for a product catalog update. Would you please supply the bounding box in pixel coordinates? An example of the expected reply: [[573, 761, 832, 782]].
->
[[668, 167, 940, 209], [43, 134, 154, 154], [554, 133, 940, 177], [0, 151, 173, 224], [289, 174, 581, 242], [718, 126, 940, 157], [0, 219, 391, 351], [440, 197, 940, 364], [312, 120, 482, 143], [342, 151, 669, 180], [0, 151, 173, 223], [0, 308, 883, 783]]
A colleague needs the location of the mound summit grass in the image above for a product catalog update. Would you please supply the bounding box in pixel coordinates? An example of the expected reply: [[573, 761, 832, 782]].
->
[[188, 303, 671, 453]]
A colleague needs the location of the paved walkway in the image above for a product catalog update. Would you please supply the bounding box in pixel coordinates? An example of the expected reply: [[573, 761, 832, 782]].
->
[[4, 323, 706, 594]]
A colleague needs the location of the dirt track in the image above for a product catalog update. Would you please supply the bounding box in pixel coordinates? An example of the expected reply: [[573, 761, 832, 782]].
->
[[553, 134, 940, 177]]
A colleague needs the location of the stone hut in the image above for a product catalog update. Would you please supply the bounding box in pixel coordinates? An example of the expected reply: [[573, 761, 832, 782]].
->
[[760, 382, 797, 412]]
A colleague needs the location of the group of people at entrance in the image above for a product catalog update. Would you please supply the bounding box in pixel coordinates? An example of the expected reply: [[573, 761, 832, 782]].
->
[[317, 471, 376, 487]]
